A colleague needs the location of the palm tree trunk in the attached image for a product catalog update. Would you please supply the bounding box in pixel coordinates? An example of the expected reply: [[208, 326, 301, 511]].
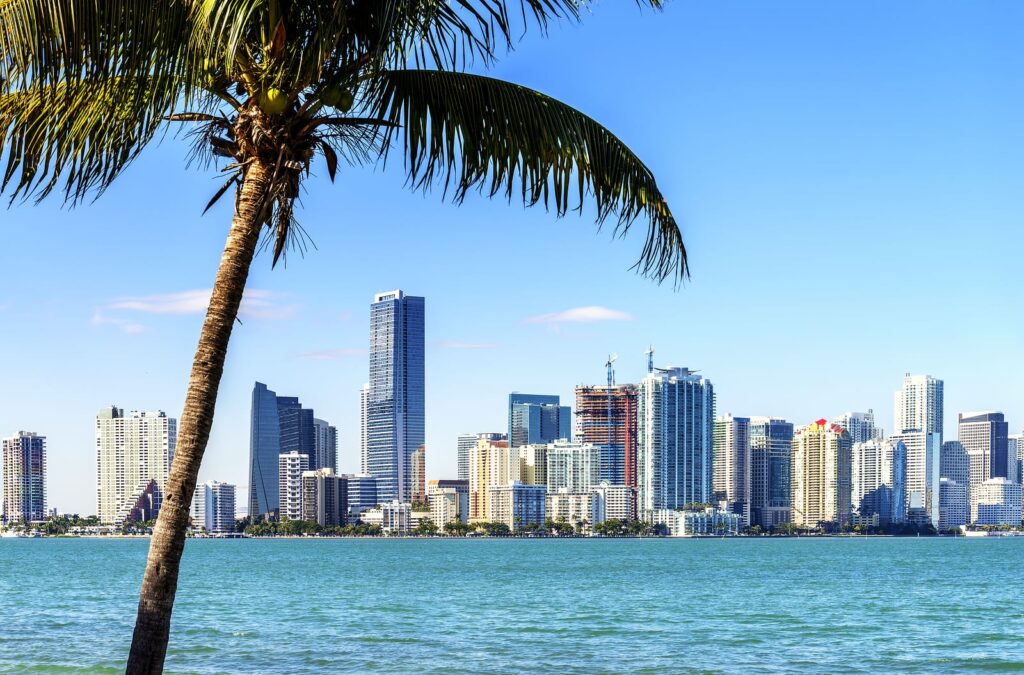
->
[[125, 160, 272, 674]]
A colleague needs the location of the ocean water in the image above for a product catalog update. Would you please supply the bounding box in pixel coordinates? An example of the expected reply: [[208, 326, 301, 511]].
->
[[1, 537, 1023, 673]]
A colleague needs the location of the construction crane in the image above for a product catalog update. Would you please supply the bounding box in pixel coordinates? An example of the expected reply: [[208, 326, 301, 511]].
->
[[605, 354, 618, 449], [645, 346, 654, 374]]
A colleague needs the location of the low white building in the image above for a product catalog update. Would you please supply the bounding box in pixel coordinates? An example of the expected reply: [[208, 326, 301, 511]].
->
[[488, 481, 546, 531], [546, 489, 593, 532], [972, 478, 1022, 526], [591, 482, 635, 523], [361, 500, 411, 534], [651, 507, 742, 537]]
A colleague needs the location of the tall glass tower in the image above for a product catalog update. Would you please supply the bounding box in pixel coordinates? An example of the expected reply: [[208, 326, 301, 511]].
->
[[367, 290, 425, 503], [508, 394, 571, 449], [248, 382, 318, 518]]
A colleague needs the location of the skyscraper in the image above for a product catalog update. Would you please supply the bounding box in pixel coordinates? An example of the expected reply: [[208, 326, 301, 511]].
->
[[545, 440, 601, 493], [851, 438, 906, 524], [247, 382, 320, 518], [791, 419, 852, 530], [713, 414, 751, 526], [313, 418, 338, 474], [574, 384, 638, 487], [959, 411, 1010, 487], [832, 411, 881, 445], [96, 407, 176, 525], [889, 430, 940, 526], [748, 417, 794, 529], [411, 445, 426, 504], [1010, 433, 1024, 484], [359, 383, 369, 474], [192, 481, 236, 533], [940, 441, 970, 485], [636, 365, 715, 517], [469, 437, 520, 521], [458, 433, 504, 481], [2, 431, 46, 524], [894, 374, 944, 440], [367, 290, 425, 503], [301, 468, 347, 527], [508, 393, 571, 448]]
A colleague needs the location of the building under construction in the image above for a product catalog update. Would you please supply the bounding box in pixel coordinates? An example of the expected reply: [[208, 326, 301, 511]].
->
[[574, 384, 639, 489]]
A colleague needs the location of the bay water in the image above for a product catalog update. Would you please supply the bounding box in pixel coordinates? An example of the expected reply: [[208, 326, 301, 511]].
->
[[1, 537, 1022, 673]]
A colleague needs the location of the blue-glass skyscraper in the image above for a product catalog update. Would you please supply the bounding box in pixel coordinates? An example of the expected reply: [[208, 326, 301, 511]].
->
[[367, 290, 425, 503], [508, 393, 571, 449], [248, 382, 319, 518]]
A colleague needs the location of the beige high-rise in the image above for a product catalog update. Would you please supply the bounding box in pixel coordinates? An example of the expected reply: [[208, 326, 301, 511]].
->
[[468, 438, 520, 522], [791, 419, 852, 529], [95, 407, 176, 525]]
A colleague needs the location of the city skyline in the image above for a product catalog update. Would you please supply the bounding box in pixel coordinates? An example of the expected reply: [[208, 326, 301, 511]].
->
[[2, 1, 1022, 513]]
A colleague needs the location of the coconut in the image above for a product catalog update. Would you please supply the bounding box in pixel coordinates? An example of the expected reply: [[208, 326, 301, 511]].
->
[[320, 85, 354, 112], [259, 88, 289, 115]]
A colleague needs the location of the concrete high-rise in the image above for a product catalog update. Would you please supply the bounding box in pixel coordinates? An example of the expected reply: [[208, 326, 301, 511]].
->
[[192, 481, 236, 533], [713, 414, 751, 526], [469, 437, 520, 521], [748, 417, 794, 529], [314, 418, 338, 474], [411, 445, 426, 504], [248, 382, 320, 518], [636, 365, 715, 518], [301, 468, 347, 527], [893, 374, 944, 440], [545, 440, 601, 493], [940, 441, 970, 485], [938, 478, 968, 531], [574, 384, 638, 487], [96, 407, 176, 525], [889, 430, 940, 526], [427, 479, 470, 526], [791, 419, 852, 530], [832, 411, 881, 445], [457, 433, 504, 482], [851, 439, 906, 524], [359, 383, 369, 474], [508, 394, 570, 449], [972, 478, 1022, 526], [2, 431, 46, 524], [278, 451, 310, 521], [487, 481, 546, 531], [959, 412, 1010, 488], [367, 290, 425, 503]]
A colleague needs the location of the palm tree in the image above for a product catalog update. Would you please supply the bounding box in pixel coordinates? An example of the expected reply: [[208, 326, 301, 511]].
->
[[1, 1, 686, 671]]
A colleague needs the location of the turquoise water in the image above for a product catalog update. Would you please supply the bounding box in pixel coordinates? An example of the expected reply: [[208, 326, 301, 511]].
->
[[1, 538, 1023, 673]]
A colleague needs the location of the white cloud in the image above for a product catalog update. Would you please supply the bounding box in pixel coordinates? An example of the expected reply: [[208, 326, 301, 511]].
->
[[296, 347, 368, 361], [433, 340, 499, 350], [524, 306, 633, 324], [105, 288, 295, 321], [91, 311, 147, 335]]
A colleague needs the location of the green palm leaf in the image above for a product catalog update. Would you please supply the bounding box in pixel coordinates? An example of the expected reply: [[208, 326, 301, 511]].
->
[[373, 69, 686, 282]]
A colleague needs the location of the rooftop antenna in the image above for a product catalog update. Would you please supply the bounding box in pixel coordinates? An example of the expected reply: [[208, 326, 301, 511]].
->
[[645, 346, 654, 374]]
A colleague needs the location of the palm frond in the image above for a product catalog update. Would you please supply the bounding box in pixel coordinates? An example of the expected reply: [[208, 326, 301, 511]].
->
[[372, 69, 686, 282], [0, 77, 184, 202]]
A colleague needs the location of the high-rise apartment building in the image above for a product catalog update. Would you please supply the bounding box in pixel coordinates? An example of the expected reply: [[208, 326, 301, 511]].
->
[[411, 445, 426, 504], [889, 430, 940, 526], [712, 415, 751, 526], [247, 382, 321, 518], [519, 443, 547, 486], [468, 438, 520, 521], [545, 440, 601, 493], [591, 482, 636, 522], [313, 418, 338, 474], [192, 481, 236, 533], [1010, 433, 1024, 484], [508, 393, 571, 449], [959, 412, 1010, 488], [457, 433, 504, 482], [487, 481, 546, 531], [893, 374, 944, 440], [427, 479, 470, 526], [301, 468, 347, 527], [748, 417, 794, 529], [546, 489, 594, 531], [2, 431, 46, 524], [851, 439, 906, 524], [359, 383, 369, 474], [574, 384, 638, 487], [938, 477, 968, 531], [96, 407, 176, 525], [832, 411, 881, 445], [367, 290, 425, 503], [636, 366, 715, 518], [791, 419, 852, 529], [278, 451, 309, 521], [972, 478, 1022, 526]]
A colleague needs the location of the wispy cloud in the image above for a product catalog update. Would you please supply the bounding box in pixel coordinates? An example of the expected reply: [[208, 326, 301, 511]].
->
[[524, 306, 633, 324], [105, 288, 295, 320], [91, 311, 147, 335], [433, 340, 499, 350], [297, 347, 368, 361]]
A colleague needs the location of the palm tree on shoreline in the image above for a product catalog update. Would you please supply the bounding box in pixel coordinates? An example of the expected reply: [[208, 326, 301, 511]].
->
[[2, 1, 686, 672]]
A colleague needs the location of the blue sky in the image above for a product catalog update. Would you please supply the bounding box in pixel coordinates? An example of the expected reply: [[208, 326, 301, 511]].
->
[[2, 1, 1022, 514]]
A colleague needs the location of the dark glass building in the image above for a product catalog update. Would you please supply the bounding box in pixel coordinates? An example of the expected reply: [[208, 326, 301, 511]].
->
[[508, 393, 571, 449]]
